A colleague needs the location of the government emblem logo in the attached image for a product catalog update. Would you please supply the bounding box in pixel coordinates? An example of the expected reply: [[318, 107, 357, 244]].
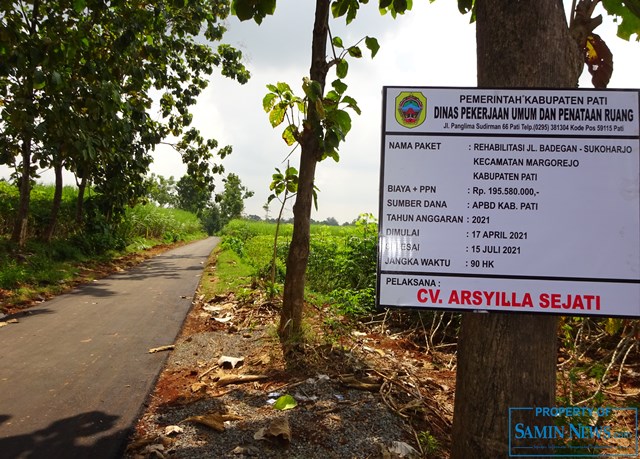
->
[[395, 92, 427, 128]]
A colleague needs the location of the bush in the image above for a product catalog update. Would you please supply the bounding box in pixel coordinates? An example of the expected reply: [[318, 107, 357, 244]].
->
[[221, 236, 246, 258], [330, 287, 376, 316]]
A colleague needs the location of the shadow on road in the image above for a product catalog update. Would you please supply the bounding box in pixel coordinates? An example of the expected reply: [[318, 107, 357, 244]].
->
[[3, 309, 55, 321], [0, 411, 128, 459]]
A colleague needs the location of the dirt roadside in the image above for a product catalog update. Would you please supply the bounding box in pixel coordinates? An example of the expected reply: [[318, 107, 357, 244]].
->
[[125, 261, 457, 459]]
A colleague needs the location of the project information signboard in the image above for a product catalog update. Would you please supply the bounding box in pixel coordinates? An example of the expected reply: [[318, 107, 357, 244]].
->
[[377, 87, 640, 317]]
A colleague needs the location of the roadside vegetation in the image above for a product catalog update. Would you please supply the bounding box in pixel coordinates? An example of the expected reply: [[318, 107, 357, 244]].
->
[[0, 181, 206, 310], [0, 169, 254, 311], [202, 217, 640, 456]]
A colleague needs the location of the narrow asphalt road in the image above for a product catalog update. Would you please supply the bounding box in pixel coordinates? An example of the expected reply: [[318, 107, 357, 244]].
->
[[0, 237, 220, 459]]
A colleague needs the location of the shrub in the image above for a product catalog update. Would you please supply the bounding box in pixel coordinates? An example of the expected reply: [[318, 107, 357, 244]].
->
[[221, 236, 246, 258]]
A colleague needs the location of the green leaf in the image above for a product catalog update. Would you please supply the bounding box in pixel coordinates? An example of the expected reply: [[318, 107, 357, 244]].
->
[[273, 394, 297, 410], [365, 37, 380, 58], [263, 92, 277, 112], [266, 83, 278, 93], [458, 0, 473, 14], [332, 0, 350, 18], [73, 0, 86, 13], [325, 90, 341, 103], [33, 70, 46, 90], [302, 77, 323, 102], [325, 130, 341, 150], [330, 109, 352, 137], [382, 0, 411, 16], [332, 79, 348, 95], [323, 148, 340, 163], [347, 46, 362, 58], [602, 0, 640, 40], [285, 166, 298, 177], [346, 1, 359, 23], [342, 95, 361, 115], [282, 124, 298, 146], [276, 81, 293, 94], [393, 0, 407, 14], [336, 59, 349, 78], [232, 0, 257, 22], [332, 36, 344, 48], [51, 71, 62, 87], [379, 0, 393, 9], [269, 104, 286, 127], [257, 0, 277, 17]]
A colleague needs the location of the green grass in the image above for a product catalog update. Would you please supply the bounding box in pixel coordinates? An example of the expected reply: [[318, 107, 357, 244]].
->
[[200, 247, 255, 299], [220, 218, 358, 241]]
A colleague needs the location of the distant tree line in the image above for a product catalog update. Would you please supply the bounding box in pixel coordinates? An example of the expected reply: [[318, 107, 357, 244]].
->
[[146, 172, 253, 235]]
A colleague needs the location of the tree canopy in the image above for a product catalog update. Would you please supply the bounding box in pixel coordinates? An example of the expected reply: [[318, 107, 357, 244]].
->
[[0, 0, 249, 245]]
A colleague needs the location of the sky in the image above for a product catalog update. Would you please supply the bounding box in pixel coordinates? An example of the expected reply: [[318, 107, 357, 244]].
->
[[2, 1, 639, 224]]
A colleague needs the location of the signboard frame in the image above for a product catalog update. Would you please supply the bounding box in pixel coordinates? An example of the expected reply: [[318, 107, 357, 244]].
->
[[377, 86, 640, 318]]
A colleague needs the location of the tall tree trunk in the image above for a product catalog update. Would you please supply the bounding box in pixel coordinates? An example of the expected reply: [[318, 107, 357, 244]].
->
[[11, 137, 33, 247], [452, 1, 582, 458], [76, 175, 87, 225], [278, 0, 330, 344], [44, 157, 64, 242]]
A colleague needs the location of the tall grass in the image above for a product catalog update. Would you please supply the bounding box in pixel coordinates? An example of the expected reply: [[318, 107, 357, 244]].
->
[[220, 217, 378, 315], [0, 181, 79, 239], [0, 182, 204, 243], [122, 205, 204, 243]]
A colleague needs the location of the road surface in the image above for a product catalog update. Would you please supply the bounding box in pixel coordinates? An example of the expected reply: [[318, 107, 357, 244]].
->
[[0, 237, 220, 458]]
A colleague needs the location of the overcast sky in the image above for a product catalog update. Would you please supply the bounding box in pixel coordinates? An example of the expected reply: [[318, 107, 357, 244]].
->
[[2, 1, 638, 224]]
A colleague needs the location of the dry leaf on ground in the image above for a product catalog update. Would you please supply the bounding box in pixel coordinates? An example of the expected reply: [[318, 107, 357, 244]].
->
[[164, 425, 184, 436], [182, 412, 243, 432], [339, 374, 382, 391], [254, 417, 291, 444], [382, 441, 421, 458], [190, 382, 208, 393]]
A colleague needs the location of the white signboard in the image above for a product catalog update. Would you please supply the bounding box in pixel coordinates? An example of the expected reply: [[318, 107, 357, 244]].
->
[[377, 87, 640, 317]]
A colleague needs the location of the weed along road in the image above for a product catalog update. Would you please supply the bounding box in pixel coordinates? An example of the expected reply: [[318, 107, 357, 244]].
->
[[0, 237, 220, 459]]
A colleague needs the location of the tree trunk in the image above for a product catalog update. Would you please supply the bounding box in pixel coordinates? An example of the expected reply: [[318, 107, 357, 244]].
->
[[44, 157, 64, 242], [278, 0, 330, 344], [76, 175, 87, 225], [11, 137, 33, 247], [452, 1, 582, 458]]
